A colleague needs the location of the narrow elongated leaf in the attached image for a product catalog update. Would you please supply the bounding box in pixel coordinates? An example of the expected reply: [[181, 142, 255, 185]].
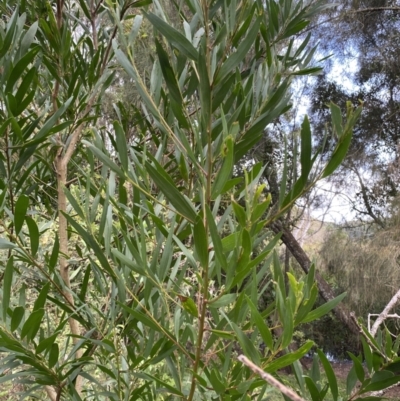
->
[[84, 141, 125, 177], [198, 40, 211, 130], [346, 366, 357, 396], [14, 195, 29, 235], [246, 296, 273, 350], [215, 17, 261, 83], [206, 205, 227, 275], [155, 40, 183, 105], [26, 98, 73, 146], [193, 216, 208, 267], [317, 349, 338, 401], [11, 306, 24, 332], [146, 161, 197, 222], [321, 131, 353, 178], [212, 136, 234, 199], [113, 121, 129, 171], [64, 214, 116, 279], [0, 239, 17, 249], [3, 256, 14, 321], [304, 377, 321, 401], [21, 309, 45, 341], [33, 282, 50, 312], [265, 341, 314, 373], [48, 235, 59, 273], [230, 322, 260, 365], [25, 217, 39, 256], [48, 343, 59, 368], [6, 46, 40, 93], [300, 116, 312, 178], [330, 102, 343, 137], [209, 294, 236, 308], [302, 292, 347, 323], [348, 352, 365, 383], [144, 13, 198, 60]]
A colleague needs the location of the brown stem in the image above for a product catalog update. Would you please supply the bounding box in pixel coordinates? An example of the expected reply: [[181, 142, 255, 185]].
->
[[238, 355, 307, 401]]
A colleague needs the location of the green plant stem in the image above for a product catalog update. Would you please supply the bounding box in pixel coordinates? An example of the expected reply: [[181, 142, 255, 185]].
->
[[188, 1, 213, 399]]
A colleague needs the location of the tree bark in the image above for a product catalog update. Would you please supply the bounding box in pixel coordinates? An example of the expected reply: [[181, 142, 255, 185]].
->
[[270, 219, 360, 335]]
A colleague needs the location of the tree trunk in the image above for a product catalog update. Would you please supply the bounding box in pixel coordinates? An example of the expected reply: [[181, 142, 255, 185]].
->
[[270, 219, 360, 335]]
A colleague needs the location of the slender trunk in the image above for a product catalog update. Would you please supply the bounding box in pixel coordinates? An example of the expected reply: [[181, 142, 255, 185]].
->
[[270, 219, 359, 335], [56, 153, 83, 393]]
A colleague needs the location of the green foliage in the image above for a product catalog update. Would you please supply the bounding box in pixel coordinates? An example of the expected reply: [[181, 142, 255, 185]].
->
[[0, 1, 396, 401]]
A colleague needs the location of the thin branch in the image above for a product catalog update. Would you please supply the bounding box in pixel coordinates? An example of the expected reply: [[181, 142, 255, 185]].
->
[[370, 289, 400, 337], [238, 355, 307, 401]]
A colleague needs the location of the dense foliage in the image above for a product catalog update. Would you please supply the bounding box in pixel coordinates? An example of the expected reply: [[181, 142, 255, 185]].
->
[[1, 1, 400, 400]]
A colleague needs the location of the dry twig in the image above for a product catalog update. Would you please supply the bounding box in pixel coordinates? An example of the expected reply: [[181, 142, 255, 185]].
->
[[238, 355, 307, 401]]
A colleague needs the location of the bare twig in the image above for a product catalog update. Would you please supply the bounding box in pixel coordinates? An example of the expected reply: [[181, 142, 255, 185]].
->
[[238, 355, 307, 401], [370, 289, 400, 337]]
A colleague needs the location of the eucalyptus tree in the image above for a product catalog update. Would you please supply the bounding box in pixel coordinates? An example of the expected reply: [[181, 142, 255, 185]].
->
[[1, 1, 400, 401], [306, 0, 400, 226]]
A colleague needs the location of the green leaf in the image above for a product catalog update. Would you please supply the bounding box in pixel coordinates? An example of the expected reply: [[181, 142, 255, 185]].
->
[[133, 371, 184, 396], [265, 341, 314, 373], [246, 296, 273, 351], [144, 13, 198, 60], [118, 303, 161, 333], [0, 9, 18, 58], [64, 214, 116, 279], [6, 46, 40, 93], [198, 39, 211, 130], [231, 322, 260, 365], [181, 297, 198, 318], [209, 294, 237, 308], [3, 256, 14, 322], [221, 232, 240, 253], [11, 306, 24, 332], [362, 375, 400, 393], [304, 376, 322, 401], [33, 282, 50, 312], [21, 309, 45, 341], [347, 373, 362, 400], [317, 349, 338, 401], [330, 102, 343, 137], [48, 343, 59, 369], [146, 160, 197, 222], [14, 194, 29, 235], [25, 217, 39, 256], [300, 116, 312, 178], [321, 132, 352, 178], [155, 40, 183, 105], [291, 67, 322, 76], [208, 368, 226, 394], [113, 121, 129, 171], [302, 292, 347, 323], [212, 136, 234, 199], [83, 141, 125, 177], [232, 201, 246, 227], [193, 216, 208, 267], [36, 333, 59, 354], [48, 235, 59, 273], [206, 205, 227, 276], [27, 98, 73, 146], [215, 17, 261, 83], [348, 352, 365, 382]]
